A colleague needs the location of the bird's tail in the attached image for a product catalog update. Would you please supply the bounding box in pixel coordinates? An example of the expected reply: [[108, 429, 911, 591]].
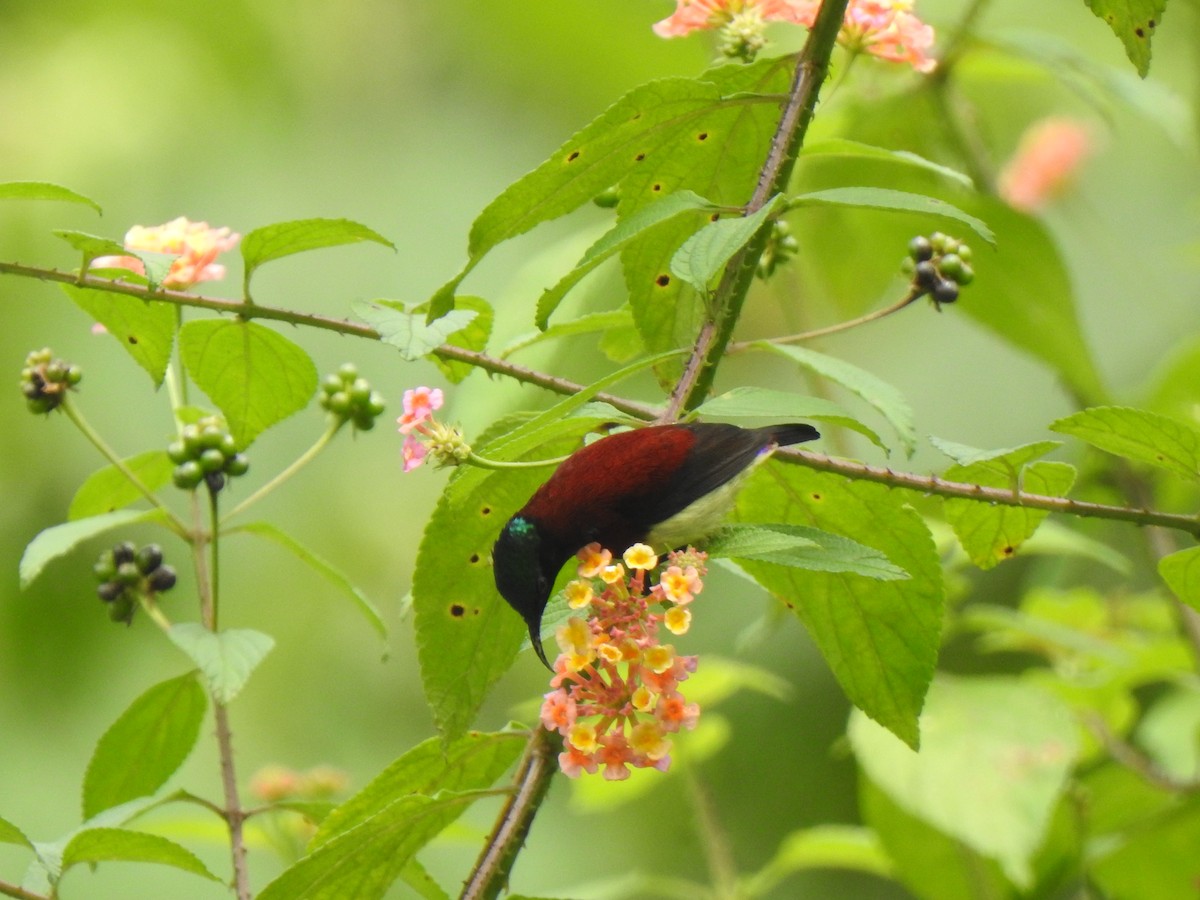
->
[[768, 423, 821, 447]]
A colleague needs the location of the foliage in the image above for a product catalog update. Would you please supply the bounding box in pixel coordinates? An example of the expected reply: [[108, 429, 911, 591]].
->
[[1, 0, 1197, 898]]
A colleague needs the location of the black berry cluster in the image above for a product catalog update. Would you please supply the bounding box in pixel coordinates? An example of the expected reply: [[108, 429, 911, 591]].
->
[[20, 348, 82, 414], [756, 220, 799, 280], [168, 416, 249, 493], [93, 541, 176, 624], [902, 233, 975, 309], [319, 364, 386, 431]]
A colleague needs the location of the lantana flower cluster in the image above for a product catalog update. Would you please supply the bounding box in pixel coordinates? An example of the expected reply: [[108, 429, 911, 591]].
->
[[653, 0, 935, 72], [397, 386, 469, 472], [91, 216, 241, 289], [540, 542, 706, 780]]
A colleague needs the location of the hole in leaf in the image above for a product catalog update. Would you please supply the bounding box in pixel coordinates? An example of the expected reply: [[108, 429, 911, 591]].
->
[[697, 132, 709, 141], [634, 152, 646, 162], [1002, 546, 1014, 556], [811, 493, 822, 501], [655, 274, 671, 287], [480, 506, 492, 516], [567, 150, 580, 162], [651, 183, 662, 192], [709, 213, 720, 222], [469, 553, 480, 564], [128, 335, 139, 344], [450, 603, 466, 617]]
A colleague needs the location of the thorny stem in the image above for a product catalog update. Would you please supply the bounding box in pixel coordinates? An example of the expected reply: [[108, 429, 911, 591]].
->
[[665, 0, 851, 421], [460, 728, 562, 900], [0, 262, 658, 421], [221, 417, 342, 524], [58, 395, 189, 537]]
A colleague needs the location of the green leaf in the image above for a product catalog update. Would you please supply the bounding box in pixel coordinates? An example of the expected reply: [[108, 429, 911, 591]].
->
[[0, 181, 101, 213], [241, 217, 395, 298], [20, 509, 160, 590], [694, 387, 887, 452], [500, 309, 634, 360], [705, 523, 908, 581], [398, 858, 452, 900], [933, 439, 1076, 569], [619, 56, 796, 376], [1092, 797, 1200, 900], [61, 828, 219, 881], [799, 139, 974, 188], [313, 730, 525, 847], [258, 792, 487, 900], [745, 825, 893, 896], [353, 299, 477, 362], [230, 522, 387, 640], [0, 814, 31, 848], [537, 189, 716, 328], [68, 451, 174, 520], [1051, 406, 1200, 480], [734, 464, 944, 749], [63, 285, 177, 386], [758, 343, 917, 455], [1159, 546, 1200, 613], [167, 624, 275, 704], [54, 229, 131, 264], [179, 319, 317, 447], [790, 187, 995, 246], [82, 673, 207, 819], [427, 66, 786, 318], [670, 194, 785, 291], [849, 675, 1078, 888], [1084, 0, 1165, 77], [953, 196, 1105, 402], [424, 296, 494, 384]]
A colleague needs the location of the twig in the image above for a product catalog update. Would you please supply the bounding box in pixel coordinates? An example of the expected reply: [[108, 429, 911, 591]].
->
[[213, 702, 252, 900], [0, 879, 48, 900], [460, 727, 561, 900], [728, 287, 921, 350], [0, 261, 658, 420], [1085, 714, 1200, 793]]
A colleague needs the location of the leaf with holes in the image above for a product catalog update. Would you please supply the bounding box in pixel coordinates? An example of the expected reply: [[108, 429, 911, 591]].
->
[[537, 189, 716, 328], [241, 217, 394, 298], [734, 463, 944, 749], [179, 319, 317, 447], [82, 674, 207, 819], [1084, 0, 1165, 76], [1051, 406, 1200, 481], [63, 285, 177, 386]]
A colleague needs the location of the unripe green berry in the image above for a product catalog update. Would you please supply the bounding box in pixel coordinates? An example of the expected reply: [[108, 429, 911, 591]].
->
[[167, 440, 190, 464], [327, 391, 351, 416], [44, 362, 66, 383], [66, 365, 83, 386], [219, 434, 238, 458], [322, 374, 343, 394], [350, 378, 372, 404], [337, 362, 358, 382], [199, 447, 226, 473], [938, 253, 964, 281], [181, 424, 203, 453], [930, 232, 949, 253], [173, 460, 204, 489], [957, 244, 972, 262], [94, 553, 117, 582], [353, 414, 377, 432], [224, 454, 250, 477], [200, 425, 226, 450], [955, 263, 975, 286], [109, 595, 135, 624], [136, 544, 163, 575], [366, 393, 386, 417], [116, 561, 141, 585]]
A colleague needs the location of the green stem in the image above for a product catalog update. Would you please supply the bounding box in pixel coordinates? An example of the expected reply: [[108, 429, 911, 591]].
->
[[138, 594, 174, 632], [465, 451, 569, 471], [208, 487, 221, 629], [728, 286, 922, 350], [221, 418, 342, 524], [671, 0, 851, 419], [0, 879, 47, 900], [59, 395, 189, 537]]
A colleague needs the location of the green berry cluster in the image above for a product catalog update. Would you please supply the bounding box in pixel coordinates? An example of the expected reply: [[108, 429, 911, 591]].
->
[[756, 220, 800, 280], [902, 233, 976, 308], [319, 364, 386, 431], [20, 348, 82, 414], [93, 541, 176, 624], [168, 416, 249, 493]]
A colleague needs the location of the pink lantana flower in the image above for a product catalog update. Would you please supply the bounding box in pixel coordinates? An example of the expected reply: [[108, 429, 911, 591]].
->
[[537, 544, 707, 779], [998, 118, 1093, 213], [831, 0, 936, 73], [90, 217, 240, 290], [397, 386, 470, 472], [652, 0, 811, 37]]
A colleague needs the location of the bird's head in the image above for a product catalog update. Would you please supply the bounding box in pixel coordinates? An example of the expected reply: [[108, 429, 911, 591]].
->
[[492, 515, 556, 669]]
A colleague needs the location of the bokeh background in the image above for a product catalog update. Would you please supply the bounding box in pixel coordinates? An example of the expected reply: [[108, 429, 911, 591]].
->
[[1, 1, 1198, 897]]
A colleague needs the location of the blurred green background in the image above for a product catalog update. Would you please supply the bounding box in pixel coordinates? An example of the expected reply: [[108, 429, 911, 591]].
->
[[1, 1, 1198, 897]]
